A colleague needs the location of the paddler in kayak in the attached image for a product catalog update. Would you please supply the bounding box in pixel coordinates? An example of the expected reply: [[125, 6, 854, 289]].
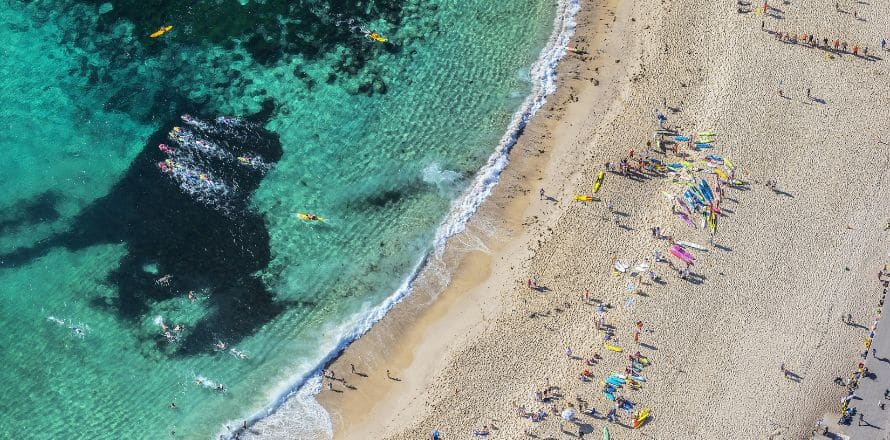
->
[[297, 213, 324, 222], [149, 25, 173, 38]]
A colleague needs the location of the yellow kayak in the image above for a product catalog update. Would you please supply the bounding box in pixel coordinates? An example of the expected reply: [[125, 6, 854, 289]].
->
[[369, 32, 387, 43], [150, 25, 173, 38], [297, 213, 325, 222]]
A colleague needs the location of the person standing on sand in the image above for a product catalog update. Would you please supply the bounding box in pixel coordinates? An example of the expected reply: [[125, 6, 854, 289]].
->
[[539, 188, 545, 200]]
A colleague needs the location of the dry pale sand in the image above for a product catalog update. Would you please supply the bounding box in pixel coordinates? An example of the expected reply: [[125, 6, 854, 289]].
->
[[293, 0, 890, 439]]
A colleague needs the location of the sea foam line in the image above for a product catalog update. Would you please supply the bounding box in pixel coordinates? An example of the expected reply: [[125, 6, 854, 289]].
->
[[229, 0, 581, 438]]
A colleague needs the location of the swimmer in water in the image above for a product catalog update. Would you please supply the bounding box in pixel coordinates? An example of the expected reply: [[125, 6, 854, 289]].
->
[[215, 340, 227, 350], [230, 349, 248, 360], [173, 324, 184, 333], [215, 384, 225, 392], [188, 290, 196, 303], [156, 274, 173, 286]]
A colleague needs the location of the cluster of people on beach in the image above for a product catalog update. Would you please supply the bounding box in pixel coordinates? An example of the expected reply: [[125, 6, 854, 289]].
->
[[769, 30, 875, 59], [512, 301, 654, 437], [603, 123, 740, 282], [837, 265, 890, 426], [523, 114, 747, 437]]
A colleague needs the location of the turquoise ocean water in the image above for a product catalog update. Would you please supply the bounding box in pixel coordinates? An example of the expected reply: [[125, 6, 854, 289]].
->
[[0, 0, 571, 437]]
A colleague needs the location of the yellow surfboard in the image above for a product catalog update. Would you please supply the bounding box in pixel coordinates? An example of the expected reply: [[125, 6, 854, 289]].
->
[[369, 32, 387, 42], [714, 168, 728, 180], [593, 171, 605, 193], [633, 408, 651, 428], [604, 343, 623, 353], [573, 195, 594, 202]]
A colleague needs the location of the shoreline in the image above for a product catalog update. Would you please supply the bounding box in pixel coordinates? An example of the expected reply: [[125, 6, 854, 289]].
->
[[314, 0, 634, 437], [237, 0, 584, 437]]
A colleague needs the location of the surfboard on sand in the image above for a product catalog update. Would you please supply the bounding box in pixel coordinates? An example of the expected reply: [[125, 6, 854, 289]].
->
[[677, 241, 707, 251], [593, 171, 605, 193], [633, 408, 651, 428], [604, 343, 623, 352]]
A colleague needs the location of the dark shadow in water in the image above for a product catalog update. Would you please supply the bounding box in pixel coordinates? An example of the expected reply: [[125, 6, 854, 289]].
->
[[0, 191, 62, 235], [0, 99, 293, 356]]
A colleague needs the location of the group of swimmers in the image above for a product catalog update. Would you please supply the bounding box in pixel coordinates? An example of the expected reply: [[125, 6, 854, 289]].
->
[[194, 375, 226, 393], [155, 316, 186, 343], [156, 116, 274, 210], [214, 339, 248, 360]]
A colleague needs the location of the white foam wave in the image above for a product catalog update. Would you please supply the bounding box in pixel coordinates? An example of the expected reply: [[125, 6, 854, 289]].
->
[[232, 0, 581, 437], [422, 162, 462, 195], [433, 0, 579, 251]]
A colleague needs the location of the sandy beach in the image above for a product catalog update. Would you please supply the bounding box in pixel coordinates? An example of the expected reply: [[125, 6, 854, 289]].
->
[[264, 0, 890, 438]]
